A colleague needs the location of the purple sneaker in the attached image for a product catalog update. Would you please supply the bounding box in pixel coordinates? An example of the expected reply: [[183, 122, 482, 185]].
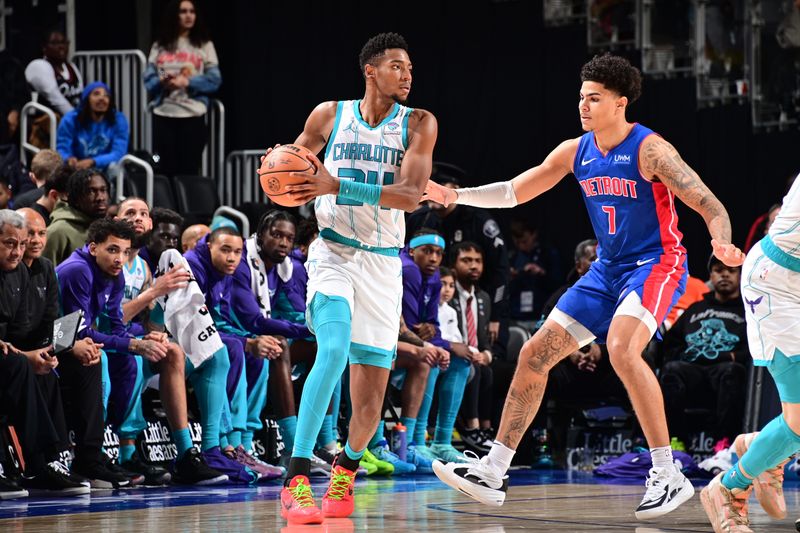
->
[[201, 447, 258, 484], [226, 446, 284, 481]]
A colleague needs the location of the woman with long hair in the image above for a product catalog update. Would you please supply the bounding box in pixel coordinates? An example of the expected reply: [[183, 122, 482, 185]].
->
[[144, 0, 221, 177]]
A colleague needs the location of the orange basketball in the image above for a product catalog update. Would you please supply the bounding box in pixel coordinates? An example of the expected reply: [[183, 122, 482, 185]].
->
[[259, 144, 318, 207]]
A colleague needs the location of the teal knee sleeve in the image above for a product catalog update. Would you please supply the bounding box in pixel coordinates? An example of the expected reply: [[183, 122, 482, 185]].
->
[[736, 414, 800, 483], [278, 416, 298, 454], [100, 350, 110, 414], [293, 294, 351, 458], [414, 366, 439, 445], [187, 347, 230, 451], [434, 356, 471, 444]]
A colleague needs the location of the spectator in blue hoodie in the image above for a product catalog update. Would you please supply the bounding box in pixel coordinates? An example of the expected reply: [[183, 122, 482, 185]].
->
[[56, 81, 129, 172]]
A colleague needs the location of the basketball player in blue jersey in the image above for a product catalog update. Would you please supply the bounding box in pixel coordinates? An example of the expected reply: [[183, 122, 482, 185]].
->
[[263, 32, 438, 524], [426, 53, 744, 520]]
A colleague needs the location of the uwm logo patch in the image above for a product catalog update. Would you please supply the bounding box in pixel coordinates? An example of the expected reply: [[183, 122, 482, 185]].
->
[[613, 154, 632, 164]]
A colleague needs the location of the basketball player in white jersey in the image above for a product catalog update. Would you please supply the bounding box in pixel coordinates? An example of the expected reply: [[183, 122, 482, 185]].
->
[[701, 173, 800, 532], [266, 33, 438, 524]]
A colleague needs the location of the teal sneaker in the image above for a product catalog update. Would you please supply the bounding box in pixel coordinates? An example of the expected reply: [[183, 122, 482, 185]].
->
[[406, 445, 434, 474], [369, 442, 416, 475], [430, 443, 469, 463]]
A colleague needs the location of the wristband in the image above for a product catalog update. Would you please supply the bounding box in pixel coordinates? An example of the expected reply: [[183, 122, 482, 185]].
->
[[339, 180, 382, 206]]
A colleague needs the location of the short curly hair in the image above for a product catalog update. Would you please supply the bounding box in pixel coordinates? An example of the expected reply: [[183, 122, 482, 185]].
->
[[359, 32, 409, 75], [580, 53, 642, 104], [86, 217, 135, 246]]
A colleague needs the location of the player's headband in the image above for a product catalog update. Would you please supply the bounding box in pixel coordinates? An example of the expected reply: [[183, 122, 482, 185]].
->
[[410, 234, 445, 250]]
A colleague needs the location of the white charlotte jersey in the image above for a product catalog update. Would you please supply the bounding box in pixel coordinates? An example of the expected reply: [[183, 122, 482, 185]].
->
[[123, 255, 148, 305], [768, 172, 800, 256], [317, 99, 413, 249]]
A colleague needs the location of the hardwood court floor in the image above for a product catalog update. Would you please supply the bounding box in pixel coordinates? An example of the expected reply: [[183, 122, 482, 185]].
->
[[1, 470, 798, 532]]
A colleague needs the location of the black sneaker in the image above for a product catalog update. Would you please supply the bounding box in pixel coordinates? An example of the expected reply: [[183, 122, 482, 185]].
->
[[461, 428, 492, 454], [314, 447, 336, 466], [22, 461, 90, 496], [71, 458, 133, 489], [173, 448, 228, 486], [121, 452, 172, 486], [0, 464, 27, 500], [107, 459, 145, 486]]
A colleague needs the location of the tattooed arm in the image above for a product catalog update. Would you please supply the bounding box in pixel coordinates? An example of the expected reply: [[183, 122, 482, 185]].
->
[[639, 136, 744, 266]]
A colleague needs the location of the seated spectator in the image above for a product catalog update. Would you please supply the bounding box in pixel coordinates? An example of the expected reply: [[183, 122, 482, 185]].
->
[[185, 227, 280, 483], [24, 29, 83, 115], [182, 223, 210, 252], [449, 241, 495, 454], [414, 266, 472, 463], [24, 29, 83, 149], [660, 254, 749, 451], [226, 210, 313, 475], [43, 168, 109, 264], [13, 149, 62, 211], [56, 82, 129, 172], [144, 0, 221, 177], [509, 219, 562, 330], [663, 274, 711, 331]]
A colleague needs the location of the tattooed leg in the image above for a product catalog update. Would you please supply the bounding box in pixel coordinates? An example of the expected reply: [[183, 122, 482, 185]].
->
[[495, 320, 578, 449]]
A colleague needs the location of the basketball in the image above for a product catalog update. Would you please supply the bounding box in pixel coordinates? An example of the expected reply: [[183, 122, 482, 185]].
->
[[258, 144, 318, 207]]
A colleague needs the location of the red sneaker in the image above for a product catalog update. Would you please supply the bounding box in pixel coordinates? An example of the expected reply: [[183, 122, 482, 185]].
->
[[280, 475, 323, 524], [322, 461, 357, 518]]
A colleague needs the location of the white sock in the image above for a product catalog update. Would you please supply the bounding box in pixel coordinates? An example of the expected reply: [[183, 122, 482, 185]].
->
[[486, 441, 515, 476], [650, 446, 673, 469]]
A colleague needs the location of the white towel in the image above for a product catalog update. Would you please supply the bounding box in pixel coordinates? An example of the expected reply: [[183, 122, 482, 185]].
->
[[154, 249, 223, 368], [245, 235, 294, 318]]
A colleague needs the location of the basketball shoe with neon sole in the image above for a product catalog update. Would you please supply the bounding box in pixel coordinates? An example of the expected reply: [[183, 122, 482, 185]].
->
[[369, 443, 416, 475], [733, 431, 788, 519], [322, 460, 358, 518], [700, 472, 753, 533], [280, 475, 323, 525], [361, 448, 394, 475]]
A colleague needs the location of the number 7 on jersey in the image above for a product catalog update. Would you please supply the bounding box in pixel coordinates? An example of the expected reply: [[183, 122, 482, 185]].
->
[[601, 205, 617, 235]]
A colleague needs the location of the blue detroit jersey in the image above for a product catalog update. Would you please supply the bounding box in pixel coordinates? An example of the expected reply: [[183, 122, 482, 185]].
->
[[572, 123, 686, 264]]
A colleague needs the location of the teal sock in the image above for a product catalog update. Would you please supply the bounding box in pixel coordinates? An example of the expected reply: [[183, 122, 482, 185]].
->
[[400, 416, 417, 446], [724, 414, 800, 491], [186, 348, 230, 451], [278, 416, 298, 455], [219, 435, 229, 449], [722, 462, 752, 491], [344, 441, 365, 461], [119, 443, 136, 463], [414, 366, 439, 446], [293, 294, 350, 459], [173, 427, 193, 459], [369, 421, 386, 450], [242, 431, 254, 453], [228, 430, 242, 449]]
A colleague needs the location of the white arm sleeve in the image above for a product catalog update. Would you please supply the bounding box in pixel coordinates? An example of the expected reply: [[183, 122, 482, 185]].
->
[[454, 181, 518, 209]]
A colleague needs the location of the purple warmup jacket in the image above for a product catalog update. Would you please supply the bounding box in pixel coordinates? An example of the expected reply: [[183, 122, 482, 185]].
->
[[401, 249, 449, 350], [56, 246, 132, 353]]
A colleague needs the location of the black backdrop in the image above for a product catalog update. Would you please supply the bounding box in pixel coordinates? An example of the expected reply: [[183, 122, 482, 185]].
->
[[10, 0, 800, 275]]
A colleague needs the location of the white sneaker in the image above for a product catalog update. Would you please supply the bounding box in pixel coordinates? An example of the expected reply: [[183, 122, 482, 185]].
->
[[433, 451, 508, 506], [634, 463, 695, 520]]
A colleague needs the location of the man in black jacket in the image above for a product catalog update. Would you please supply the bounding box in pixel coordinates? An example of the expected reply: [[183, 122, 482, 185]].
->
[[660, 254, 749, 450], [407, 168, 510, 354], [0, 209, 88, 495]]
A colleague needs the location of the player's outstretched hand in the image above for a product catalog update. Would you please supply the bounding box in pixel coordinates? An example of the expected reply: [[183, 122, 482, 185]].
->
[[286, 152, 338, 204], [420, 179, 457, 207], [711, 239, 745, 267]]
